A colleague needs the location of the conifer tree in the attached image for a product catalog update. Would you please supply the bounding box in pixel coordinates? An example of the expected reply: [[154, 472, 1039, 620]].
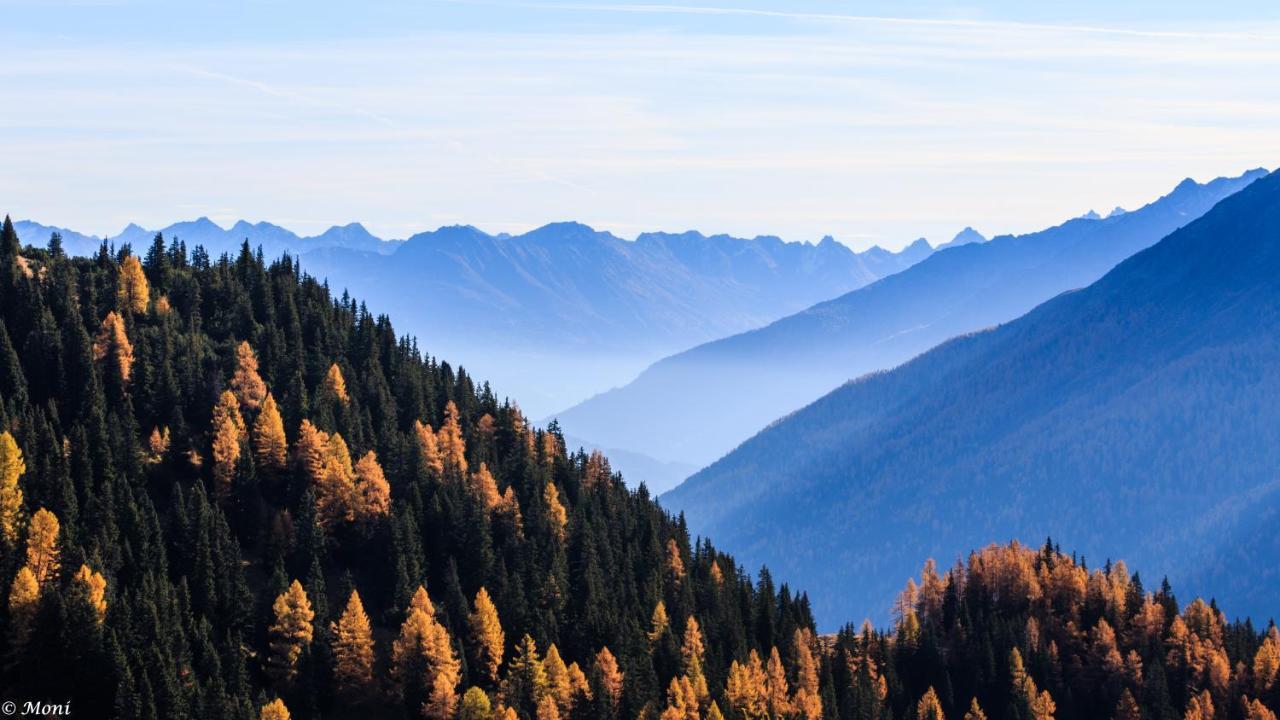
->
[[354, 451, 391, 522], [316, 432, 358, 527], [650, 600, 671, 644], [682, 616, 710, 705], [535, 694, 560, 720], [791, 629, 821, 720], [470, 587, 505, 685], [1184, 691, 1214, 720], [211, 390, 246, 497], [92, 311, 134, 383], [1254, 626, 1280, 694], [963, 698, 987, 720], [117, 254, 150, 313], [259, 698, 291, 720], [26, 507, 61, 587], [595, 647, 624, 711], [438, 400, 468, 477], [917, 687, 945, 720], [0, 431, 24, 547], [295, 420, 328, 482], [503, 634, 549, 718], [1009, 648, 1056, 720], [544, 482, 567, 541], [230, 340, 268, 410], [471, 462, 502, 511], [765, 646, 792, 718], [266, 580, 315, 684], [6, 566, 38, 651], [322, 363, 349, 405], [413, 420, 445, 480], [331, 590, 375, 699], [459, 687, 493, 720], [725, 650, 767, 719], [393, 586, 461, 719], [544, 644, 571, 715], [1113, 689, 1141, 720], [253, 393, 288, 472], [73, 563, 108, 624]]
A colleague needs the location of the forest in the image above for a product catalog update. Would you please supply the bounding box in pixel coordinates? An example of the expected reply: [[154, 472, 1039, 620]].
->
[[0, 217, 1277, 720]]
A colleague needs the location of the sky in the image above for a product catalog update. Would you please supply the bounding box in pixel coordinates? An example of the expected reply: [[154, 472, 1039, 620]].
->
[[4, 0, 1280, 250]]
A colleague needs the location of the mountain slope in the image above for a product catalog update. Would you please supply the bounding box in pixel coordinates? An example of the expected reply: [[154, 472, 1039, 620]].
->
[[555, 169, 1268, 476], [663, 168, 1280, 626]]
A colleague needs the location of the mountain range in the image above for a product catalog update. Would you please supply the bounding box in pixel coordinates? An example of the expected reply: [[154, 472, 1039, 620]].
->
[[14, 217, 936, 416], [553, 169, 1269, 489], [663, 167, 1280, 626]]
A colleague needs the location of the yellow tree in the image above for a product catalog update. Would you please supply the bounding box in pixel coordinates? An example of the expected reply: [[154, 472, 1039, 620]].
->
[[0, 431, 25, 547], [916, 687, 945, 720], [649, 600, 670, 644], [7, 566, 38, 651], [266, 580, 315, 684], [259, 698, 291, 720], [331, 590, 375, 699], [470, 463, 502, 511], [544, 644, 572, 716], [666, 538, 686, 587], [253, 393, 288, 472], [315, 432, 358, 527], [459, 687, 493, 720], [660, 676, 699, 720], [1184, 691, 1214, 720], [73, 564, 108, 624], [469, 587, 505, 684], [230, 340, 268, 410], [1010, 648, 1055, 720], [544, 482, 567, 541], [535, 695, 561, 720], [117, 254, 150, 313], [1113, 689, 1141, 720], [295, 420, 329, 482], [1245, 698, 1278, 720], [764, 647, 792, 718], [1254, 626, 1280, 694], [26, 508, 61, 587], [354, 450, 391, 522], [413, 420, 445, 480], [502, 634, 548, 716], [438, 401, 468, 477], [963, 698, 987, 720], [791, 629, 822, 720], [596, 646, 624, 711], [392, 586, 461, 719], [725, 650, 768, 719], [93, 311, 134, 383], [323, 363, 350, 405], [683, 616, 710, 705], [211, 390, 246, 497]]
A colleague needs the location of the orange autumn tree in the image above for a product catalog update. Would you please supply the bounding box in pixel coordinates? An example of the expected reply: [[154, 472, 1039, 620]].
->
[[322, 363, 350, 405], [73, 564, 108, 624], [253, 393, 288, 472], [6, 566, 38, 651], [437, 400, 468, 478], [26, 507, 61, 587], [259, 698, 291, 720], [210, 390, 246, 498], [725, 650, 768, 719], [266, 580, 315, 684], [469, 586, 505, 685], [596, 646, 624, 711], [412, 419, 445, 480], [93, 311, 134, 383], [392, 586, 460, 720], [916, 687, 945, 720], [353, 450, 391, 522], [331, 590, 375, 699], [0, 430, 25, 547], [230, 340, 268, 410]]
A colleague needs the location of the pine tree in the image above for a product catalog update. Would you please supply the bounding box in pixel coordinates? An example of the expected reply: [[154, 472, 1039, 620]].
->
[[470, 587, 505, 685], [117, 254, 150, 314], [253, 393, 288, 472], [502, 634, 548, 718], [259, 698, 291, 720], [211, 390, 246, 498], [266, 580, 315, 684], [230, 341, 268, 410], [6, 566, 38, 651], [26, 507, 61, 586], [331, 590, 375, 700], [0, 431, 24, 547], [73, 564, 108, 624]]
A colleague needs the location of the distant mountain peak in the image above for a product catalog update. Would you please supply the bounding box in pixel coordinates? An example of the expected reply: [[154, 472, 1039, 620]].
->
[[937, 227, 986, 250], [1107, 207, 1128, 218], [1079, 209, 1103, 220]]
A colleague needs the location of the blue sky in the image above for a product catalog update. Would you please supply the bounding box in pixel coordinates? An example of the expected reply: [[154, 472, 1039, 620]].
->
[[4, 0, 1280, 249]]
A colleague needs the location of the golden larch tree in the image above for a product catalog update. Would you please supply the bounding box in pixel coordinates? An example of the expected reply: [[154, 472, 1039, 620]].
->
[[543, 644, 572, 716], [1010, 648, 1056, 720], [438, 401, 468, 477], [459, 687, 492, 720], [354, 450, 391, 522], [469, 587, 505, 684], [1245, 698, 1278, 720], [470, 462, 502, 511], [1113, 689, 1141, 720], [117, 254, 150, 313], [792, 628, 822, 720], [649, 600, 670, 644], [322, 363, 350, 405], [765, 646, 792, 718], [331, 590, 375, 699], [1183, 691, 1214, 720], [1254, 626, 1280, 694], [544, 482, 567, 541], [916, 687, 944, 720], [26, 507, 61, 587], [666, 538, 685, 587], [294, 420, 329, 481], [659, 676, 698, 720], [963, 698, 988, 720], [596, 646, 624, 711], [147, 426, 171, 463], [93, 311, 134, 383], [230, 340, 268, 410], [315, 432, 358, 527], [706, 701, 726, 720], [0, 431, 25, 547], [259, 698, 291, 720], [266, 580, 315, 684], [413, 420, 445, 480], [709, 560, 724, 587], [682, 616, 710, 705], [211, 390, 246, 497], [74, 564, 108, 624], [391, 587, 461, 720], [567, 662, 590, 706], [725, 650, 768, 720], [7, 566, 39, 651], [253, 394, 288, 472], [535, 694, 560, 720]]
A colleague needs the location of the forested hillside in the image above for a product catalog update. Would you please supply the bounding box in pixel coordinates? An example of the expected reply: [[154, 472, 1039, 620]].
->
[[665, 168, 1280, 629], [2, 218, 1278, 720]]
